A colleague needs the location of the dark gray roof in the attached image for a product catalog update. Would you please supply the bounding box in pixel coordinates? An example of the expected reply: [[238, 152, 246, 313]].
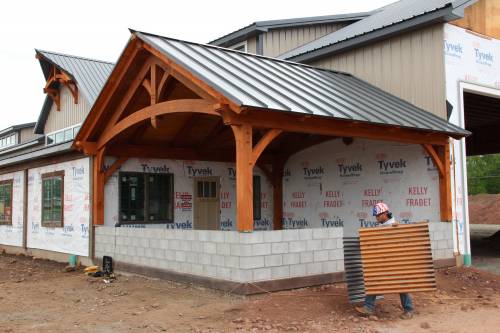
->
[[0, 122, 36, 137], [34, 50, 115, 134], [0, 141, 73, 168], [209, 11, 373, 48], [279, 0, 477, 61], [135, 31, 468, 137]]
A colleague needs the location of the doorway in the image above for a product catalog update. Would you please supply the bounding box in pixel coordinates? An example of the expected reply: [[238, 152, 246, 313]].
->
[[193, 177, 220, 230]]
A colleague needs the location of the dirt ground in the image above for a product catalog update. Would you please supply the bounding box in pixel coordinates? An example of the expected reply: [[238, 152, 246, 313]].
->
[[0, 253, 499, 333], [468, 194, 500, 225]]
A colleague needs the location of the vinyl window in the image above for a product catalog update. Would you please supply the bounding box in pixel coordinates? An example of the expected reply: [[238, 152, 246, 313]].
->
[[41, 171, 64, 227], [0, 180, 13, 224]]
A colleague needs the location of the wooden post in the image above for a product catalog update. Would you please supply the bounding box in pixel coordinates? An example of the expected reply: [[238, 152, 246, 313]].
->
[[92, 151, 105, 226], [438, 141, 452, 222], [231, 123, 254, 232], [272, 159, 285, 230]]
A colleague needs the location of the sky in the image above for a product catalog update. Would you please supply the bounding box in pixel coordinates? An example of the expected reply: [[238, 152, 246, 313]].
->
[[0, 0, 394, 130]]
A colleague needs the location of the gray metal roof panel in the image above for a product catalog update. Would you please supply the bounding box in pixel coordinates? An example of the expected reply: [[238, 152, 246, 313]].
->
[[0, 122, 36, 137], [209, 11, 374, 47], [279, 0, 476, 61], [135, 31, 469, 137], [36, 49, 115, 104], [34, 50, 115, 134]]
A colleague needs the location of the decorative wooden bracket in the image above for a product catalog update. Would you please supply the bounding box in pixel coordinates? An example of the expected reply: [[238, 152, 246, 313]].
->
[[422, 144, 444, 177], [104, 156, 128, 183], [43, 65, 78, 110], [251, 129, 283, 166], [422, 142, 452, 222]]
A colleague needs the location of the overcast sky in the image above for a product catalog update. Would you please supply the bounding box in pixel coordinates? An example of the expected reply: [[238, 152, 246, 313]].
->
[[0, 0, 394, 130]]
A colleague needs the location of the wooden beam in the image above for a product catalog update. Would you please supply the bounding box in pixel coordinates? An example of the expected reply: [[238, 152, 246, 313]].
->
[[231, 123, 254, 232], [141, 42, 238, 111], [222, 109, 451, 146], [106, 144, 235, 162], [92, 153, 105, 226], [104, 156, 128, 182], [76, 38, 143, 142], [105, 58, 156, 131], [422, 144, 445, 177], [97, 99, 219, 149], [251, 129, 283, 166], [438, 142, 452, 222]]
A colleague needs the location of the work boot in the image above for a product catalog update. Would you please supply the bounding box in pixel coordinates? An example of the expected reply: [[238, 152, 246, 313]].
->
[[354, 306, 373, 317], [399, 311, 414, 320]]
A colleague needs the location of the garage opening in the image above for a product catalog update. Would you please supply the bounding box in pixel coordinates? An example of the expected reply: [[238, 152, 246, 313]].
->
[[464, 91, 500, 274]]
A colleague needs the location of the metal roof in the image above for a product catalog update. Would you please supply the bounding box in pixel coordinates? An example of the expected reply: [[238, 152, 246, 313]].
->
[[34, 50, 115, 134], [209, 11, 373, 48], [279, 0, 477, 61], [0, 122, 36, 137], [135, 31, 469, 137]]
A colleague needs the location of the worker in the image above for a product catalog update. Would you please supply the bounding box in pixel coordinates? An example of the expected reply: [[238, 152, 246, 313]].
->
[[354, 202, 414, 319]]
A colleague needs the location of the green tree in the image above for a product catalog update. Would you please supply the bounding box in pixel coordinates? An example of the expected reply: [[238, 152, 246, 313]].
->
[[467, 154, 500, 195]]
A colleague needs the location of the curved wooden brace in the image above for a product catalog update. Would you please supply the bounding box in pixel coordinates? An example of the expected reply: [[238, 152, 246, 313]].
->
[[97, 99, 219, 149], [251, 129, 283, 166], [422, 144, 444, 177]]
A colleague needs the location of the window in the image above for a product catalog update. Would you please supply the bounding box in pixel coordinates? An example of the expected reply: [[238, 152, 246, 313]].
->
[[0, 180, 13, 224], [41, 171, 64, 227], [46, 123, 81, 146], [196, 180, 217, 198], [253, 175, 261, 220], [119, 172, 174, 223], [0, 134, 17, 150]]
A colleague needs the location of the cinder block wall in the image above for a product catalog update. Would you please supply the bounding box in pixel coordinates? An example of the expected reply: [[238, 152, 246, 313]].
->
[[429, 222, 455, 259], [95, 227, 345, 283]]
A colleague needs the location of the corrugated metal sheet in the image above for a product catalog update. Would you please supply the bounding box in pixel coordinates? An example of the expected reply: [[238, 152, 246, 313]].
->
[[359, 223, 437, 295], [279, 0, 474, 60], [136, 31, 469, 137], [343, 237, 366, 303]]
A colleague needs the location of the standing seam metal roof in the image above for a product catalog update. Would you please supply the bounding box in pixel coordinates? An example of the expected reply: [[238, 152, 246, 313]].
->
[[34, 50, 115, 134], [278, 0, 476, 60], [134, 31, 468, 137], [209, 11, 374, 47]]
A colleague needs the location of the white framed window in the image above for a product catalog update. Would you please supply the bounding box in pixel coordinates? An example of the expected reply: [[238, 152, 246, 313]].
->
[[46, 123, 82, 146], [230, 41, 247, 53], [0, 133, 18, 150]]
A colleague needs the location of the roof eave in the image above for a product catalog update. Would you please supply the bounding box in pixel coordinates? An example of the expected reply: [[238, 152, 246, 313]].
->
[[282, 6, 461, 63]]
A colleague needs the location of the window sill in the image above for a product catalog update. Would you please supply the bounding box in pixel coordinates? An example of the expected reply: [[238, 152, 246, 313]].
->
[[117, 220, 174, 226], [0, 221, 12, 225], [41, 222, 63, 228]]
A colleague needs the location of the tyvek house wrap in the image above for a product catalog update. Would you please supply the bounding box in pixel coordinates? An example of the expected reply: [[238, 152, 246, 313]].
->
[[103, 138, 440, 233], [444, 23, 500, 254], [0, 171, 24, 247], [27, 158, 91, 256]]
